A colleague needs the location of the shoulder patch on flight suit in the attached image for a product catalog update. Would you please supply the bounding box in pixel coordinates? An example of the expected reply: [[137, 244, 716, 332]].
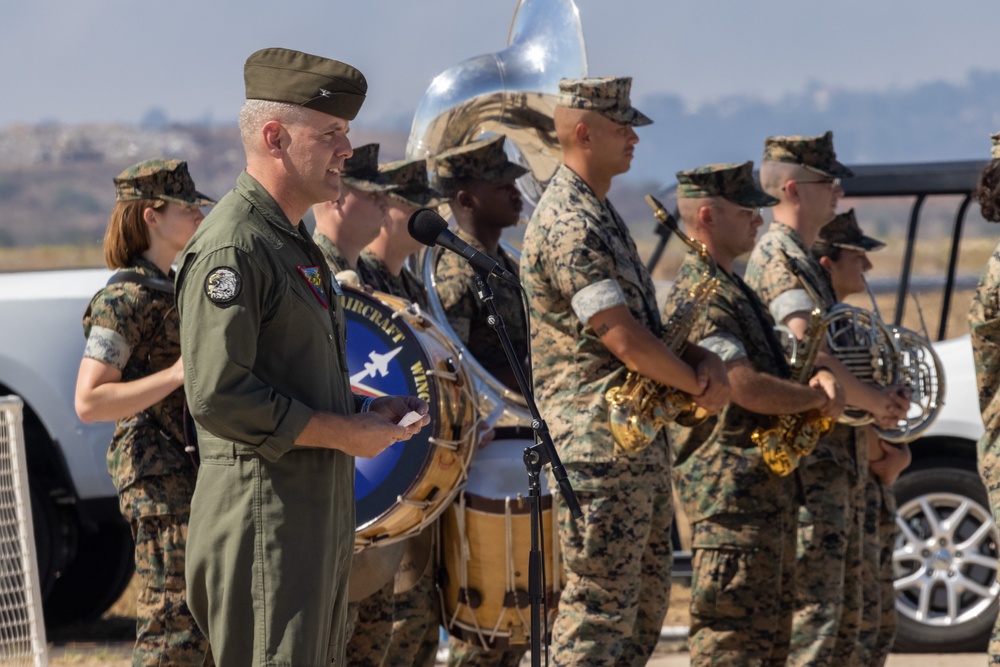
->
[[297, 266, 329, 309], [204, 267, 242, 304]]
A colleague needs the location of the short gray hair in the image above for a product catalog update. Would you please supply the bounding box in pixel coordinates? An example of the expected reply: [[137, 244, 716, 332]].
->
[[238, 99, 313, 148]]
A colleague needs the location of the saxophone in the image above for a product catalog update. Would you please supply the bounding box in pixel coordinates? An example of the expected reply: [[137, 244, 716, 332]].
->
[[751, 252, 835, 476], [605, 195, 719, 454]]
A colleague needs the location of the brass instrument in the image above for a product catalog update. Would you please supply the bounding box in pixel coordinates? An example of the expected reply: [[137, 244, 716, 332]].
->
[[405, 0, 587, 206], [752, 253, 835, 476], [861, 277, 945, 442], [824, 303, 899, 426], [604, 195, 718, 454], [411, 0, 588, 433]]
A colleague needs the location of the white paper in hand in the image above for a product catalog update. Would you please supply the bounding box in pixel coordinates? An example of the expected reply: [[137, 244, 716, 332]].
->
[[397, 411, 423, 428]]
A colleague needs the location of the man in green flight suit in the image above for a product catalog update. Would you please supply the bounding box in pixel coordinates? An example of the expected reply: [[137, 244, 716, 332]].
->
[[176, 47, 430, 667]]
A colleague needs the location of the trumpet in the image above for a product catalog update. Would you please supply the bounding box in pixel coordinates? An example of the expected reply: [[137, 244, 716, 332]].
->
[[605, 195, 716, 454]]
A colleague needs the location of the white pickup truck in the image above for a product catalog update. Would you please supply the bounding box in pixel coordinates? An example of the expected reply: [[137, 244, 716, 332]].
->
[[0, 267, 133, 626]]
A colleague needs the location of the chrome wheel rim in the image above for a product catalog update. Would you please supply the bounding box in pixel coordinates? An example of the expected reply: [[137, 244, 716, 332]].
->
[[894, 491, 1000, 626]]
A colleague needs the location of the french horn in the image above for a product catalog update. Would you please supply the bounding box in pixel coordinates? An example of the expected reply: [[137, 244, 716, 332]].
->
[[824, 303, 899, 427], [861, 277, 945, 443]]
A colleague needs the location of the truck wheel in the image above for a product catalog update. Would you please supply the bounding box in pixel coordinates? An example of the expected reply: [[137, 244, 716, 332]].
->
[[43, 517, 134, 626], [29, 484, 59, 599], [892, 466, 999, 652]]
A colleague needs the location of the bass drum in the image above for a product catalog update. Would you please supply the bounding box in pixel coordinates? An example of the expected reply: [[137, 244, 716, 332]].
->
[[440, 427, 564, 650], [341, 287, 478, 552]]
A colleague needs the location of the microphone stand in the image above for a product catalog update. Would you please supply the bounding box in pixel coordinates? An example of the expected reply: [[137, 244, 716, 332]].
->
[[470, 267, 581, 667]]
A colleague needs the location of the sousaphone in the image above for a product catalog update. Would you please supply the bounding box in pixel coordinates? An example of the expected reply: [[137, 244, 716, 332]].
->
[[408, 0, 588, 431]]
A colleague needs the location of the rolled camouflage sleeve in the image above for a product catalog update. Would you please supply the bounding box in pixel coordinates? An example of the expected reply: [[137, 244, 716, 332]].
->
[[769, 288, 814, 325], [177, 246, 314, 461], [82, 287, 139, 370], [549, 214, 626, 324]]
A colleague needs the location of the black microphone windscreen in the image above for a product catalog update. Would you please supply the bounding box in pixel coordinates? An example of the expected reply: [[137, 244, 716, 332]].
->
[[407, 208, 447, 247]]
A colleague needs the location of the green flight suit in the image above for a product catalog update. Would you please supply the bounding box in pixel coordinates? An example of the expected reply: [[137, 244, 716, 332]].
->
[[177, 170, 361, 667]]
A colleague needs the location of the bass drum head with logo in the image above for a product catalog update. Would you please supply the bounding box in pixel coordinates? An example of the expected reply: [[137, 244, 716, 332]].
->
[[340, 287, 476, 548]]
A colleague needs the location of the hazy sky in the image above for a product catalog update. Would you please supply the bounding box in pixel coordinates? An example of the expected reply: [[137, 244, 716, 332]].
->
[[1, 0, 996, 129]]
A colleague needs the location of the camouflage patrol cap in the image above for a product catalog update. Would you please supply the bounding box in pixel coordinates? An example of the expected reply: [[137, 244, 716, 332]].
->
[[991, 132, 1000, 159], [557, 76, 652, 127], [380, 158, 447, 208], [341, 144, 398, 193], [113, 159, 216, 206], [762, 131, 853, 178], [817, 208, 885, 251], [675, 161, 779, 208], [244, 47, 366, 121], [433, 135, 528, 184]]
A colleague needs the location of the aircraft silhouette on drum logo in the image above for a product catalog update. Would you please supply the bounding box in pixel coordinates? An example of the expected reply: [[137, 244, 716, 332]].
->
[[350, 346, 403, 395]]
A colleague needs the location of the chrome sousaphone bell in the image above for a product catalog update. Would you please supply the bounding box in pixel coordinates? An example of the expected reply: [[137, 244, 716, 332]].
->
[[407, 0, 588, 431]]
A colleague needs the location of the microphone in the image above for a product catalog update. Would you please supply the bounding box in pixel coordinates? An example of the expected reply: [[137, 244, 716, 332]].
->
[[407, 208, 520, 285]]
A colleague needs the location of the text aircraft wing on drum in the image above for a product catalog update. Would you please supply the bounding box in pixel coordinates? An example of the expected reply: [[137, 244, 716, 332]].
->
[[350, 347, 404, 385]]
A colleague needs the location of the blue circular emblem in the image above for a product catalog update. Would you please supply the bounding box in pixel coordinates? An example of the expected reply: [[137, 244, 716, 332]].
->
[[341, 289, 441, 530]]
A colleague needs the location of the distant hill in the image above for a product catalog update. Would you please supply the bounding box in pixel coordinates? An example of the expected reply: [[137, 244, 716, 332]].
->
[[1, 70, 997, 250], [630, 69, 1000, 186]]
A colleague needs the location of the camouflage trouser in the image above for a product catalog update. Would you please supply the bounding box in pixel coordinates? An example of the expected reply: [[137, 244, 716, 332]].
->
[[120, 474, 211, 667], [787, 459, 864, 667], [446, 636, 526, 667], [549, 461, 672, 667], [384, 562, 440, 667], [978, 440, 1000, 663], [857, 478, 898, 667], [345, 577, 394, 667], [687, 506, 797, 667]]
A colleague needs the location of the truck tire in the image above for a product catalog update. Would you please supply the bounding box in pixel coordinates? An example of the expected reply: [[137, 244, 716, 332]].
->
[[43, 517, 134, 626]]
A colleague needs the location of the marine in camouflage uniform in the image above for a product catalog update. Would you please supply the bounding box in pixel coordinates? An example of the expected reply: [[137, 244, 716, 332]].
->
[[82, 159, 216, 666], [356, 246, 428, 308], [522, 77, 690, 667], [970, 132, 1000, 663], [431, 136, 531, 666], [811, 210, 901, 666], [354, 157, 447, 667], [743, 133, 867, 667], [433, 135, 529, 393], [310, 143, 401, 667], [313, 142, 397, 289], [667, 162, 819, 667]]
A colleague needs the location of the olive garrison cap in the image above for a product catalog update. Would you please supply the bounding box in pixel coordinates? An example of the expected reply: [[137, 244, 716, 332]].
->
[[114, 159, 216, 206], [762, 130, 853, 178], [817, 208, 885, 252], [434, 135, 528, 184], [380, 158, 447, 208], [341, 144, 398, 192], [991, 132, 1000, 160], [558, 76, 652, 127], [675, 161, 778, 208], [244, 47, 367, 121]]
